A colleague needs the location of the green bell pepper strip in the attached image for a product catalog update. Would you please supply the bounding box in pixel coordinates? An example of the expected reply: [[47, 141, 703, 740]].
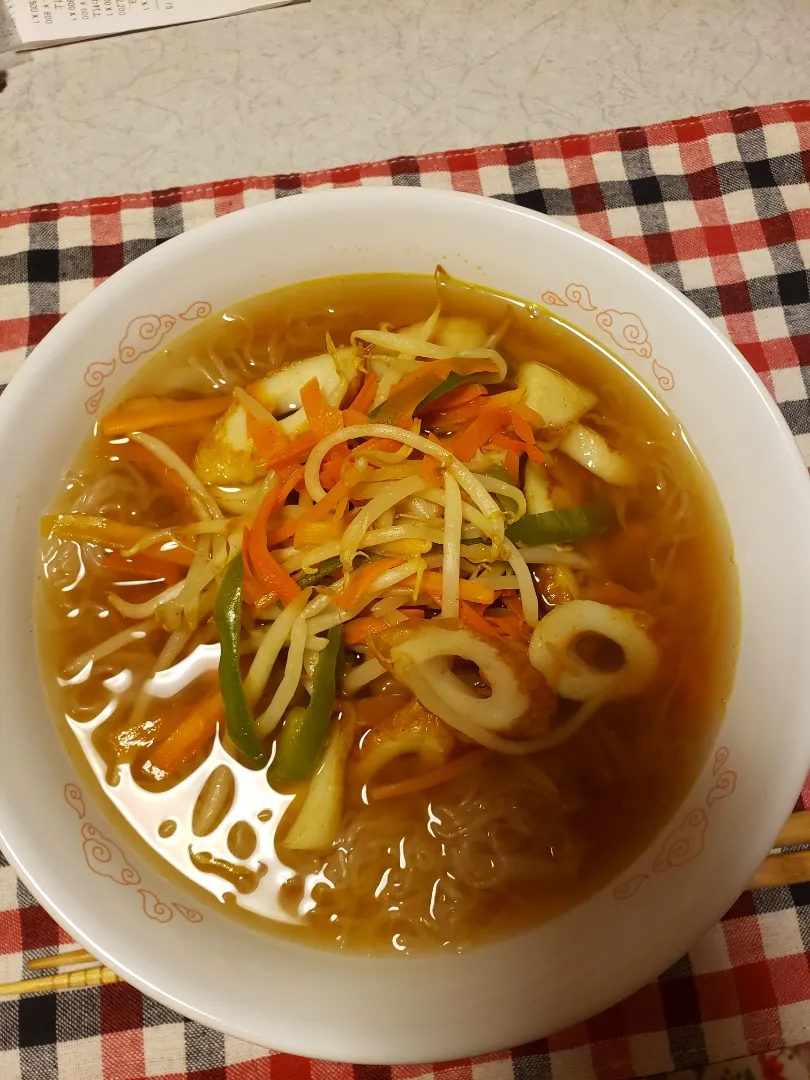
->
[[269, 623, 344, 784], [506, 503, 616, 546], [295, 555, 342, 589], [214, 553, 267, 767], [295, 551, 383, 589]]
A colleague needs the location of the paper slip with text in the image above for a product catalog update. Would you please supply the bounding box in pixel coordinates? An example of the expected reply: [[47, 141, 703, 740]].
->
[[1, 0, 303, 53]]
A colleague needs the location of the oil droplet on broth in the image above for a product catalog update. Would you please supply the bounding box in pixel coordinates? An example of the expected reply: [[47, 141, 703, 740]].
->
[[227, 820, 257, 861], [257, 808, 273, 822], [189, 847, 267, 894], [158, 819, 177, 838]]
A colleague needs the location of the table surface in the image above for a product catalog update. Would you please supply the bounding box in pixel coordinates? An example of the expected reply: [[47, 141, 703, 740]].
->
[[3, 0, 810, 211]]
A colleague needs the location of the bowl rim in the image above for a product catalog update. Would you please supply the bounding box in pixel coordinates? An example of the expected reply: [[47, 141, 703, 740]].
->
[[2, 186, 810, 1062]]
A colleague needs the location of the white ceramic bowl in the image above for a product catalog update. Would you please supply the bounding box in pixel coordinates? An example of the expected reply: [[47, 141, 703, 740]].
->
[[1, 187, 810, 1064]]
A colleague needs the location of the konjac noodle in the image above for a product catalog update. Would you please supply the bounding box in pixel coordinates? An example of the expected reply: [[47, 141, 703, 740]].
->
[[37, 271, 737, 952]]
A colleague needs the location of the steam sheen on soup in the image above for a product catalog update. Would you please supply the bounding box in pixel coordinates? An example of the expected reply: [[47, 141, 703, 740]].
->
[[37, 273, 737, 952]]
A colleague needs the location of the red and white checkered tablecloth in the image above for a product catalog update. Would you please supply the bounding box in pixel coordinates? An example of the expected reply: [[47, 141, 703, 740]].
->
[[1, 100, 810, 1080]]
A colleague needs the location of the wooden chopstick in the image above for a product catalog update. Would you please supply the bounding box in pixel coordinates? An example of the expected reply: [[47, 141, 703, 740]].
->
[[26, 948, 97, 971], [753, 851, 810, 889], [774, 810, 810, 848], [0, 947, 118, 997], [0, 965, 119, 996], [750, 810, 810, 889]]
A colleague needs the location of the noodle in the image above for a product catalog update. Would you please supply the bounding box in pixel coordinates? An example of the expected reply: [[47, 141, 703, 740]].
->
[[503, 539, 540, 627], [64, 619, 158, 676], [244, 589, 311, 704], [303, 425, 504, 546], [441, 473, 462, 619], [258, 610, 309, 735], [339, 476, 426, 572], [107, 580, 185, 620], [130, 432, 222, 519]]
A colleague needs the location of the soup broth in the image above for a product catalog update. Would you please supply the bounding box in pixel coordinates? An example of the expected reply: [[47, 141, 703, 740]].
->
[[37, 273, 737, 952]]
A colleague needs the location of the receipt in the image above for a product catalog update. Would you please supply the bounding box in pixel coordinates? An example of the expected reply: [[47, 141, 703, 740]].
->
[[3, 0, 303, 49], [1, 0, 20, 53]]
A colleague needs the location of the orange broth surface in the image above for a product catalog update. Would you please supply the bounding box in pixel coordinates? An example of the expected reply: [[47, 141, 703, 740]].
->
[[37, 273, 738, 952]]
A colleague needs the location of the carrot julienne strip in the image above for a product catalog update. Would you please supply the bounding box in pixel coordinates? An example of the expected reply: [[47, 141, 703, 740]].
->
[[369, 750, 486, 801], [99, 396, 231, 437], [418, 571, 495, 607], [148, 691, 223, 776], [346, 371, 378, 415], [418, 383, 487, 416], [343, 616, 390, 646], [459, 600, 500, 638], [246, 413, 289, 462], [301, 378, 343, 439], [247, 480, 303, 605], [338, 557, 402, 611]]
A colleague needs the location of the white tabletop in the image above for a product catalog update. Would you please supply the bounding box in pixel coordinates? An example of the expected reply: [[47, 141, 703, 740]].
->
[[2, 0, 809, 211]]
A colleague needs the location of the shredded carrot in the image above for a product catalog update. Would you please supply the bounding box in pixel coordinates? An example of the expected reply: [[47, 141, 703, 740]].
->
[[418, 382, 487, 416], [504, 450, 520, 481], [373, 360, 454, 424], [301, 378, 343, 439], [433, 387, 524, 432], [512, 401, 546, 428], [423, 399, 483, 429], [248, 538, 301, 605], [241, 536, 278, 609], [148, 691, 223, 776], [116, 442, 191, 506], [263, 432, 318, 470], [359, 434, 412, 456], [450, 408, 511, 461], [104, 552, 184, 584], [100, 395, 231, 437], [41, 514, 195, 566], [319, 445, 350, 490], [434, 387, 525, 431], [246, 413, 289, 462], [241, 570, 266, 607], [266, 479, 349, 546], [482, 388, 526, 411], [501, 594, 533, 640], [369, 750, 486, 801], [510, 413, 533, 446], [346, 371, 378, 415], [490, 431, 545, 463], [246, 483, 303, 606], [343, 616, 390, 646], [341, 407, 371, 427], [486, 613, 524, 639], [419, 571, 495, 606], [339, 557, 402, 611], [459, 600, 500, 638]]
